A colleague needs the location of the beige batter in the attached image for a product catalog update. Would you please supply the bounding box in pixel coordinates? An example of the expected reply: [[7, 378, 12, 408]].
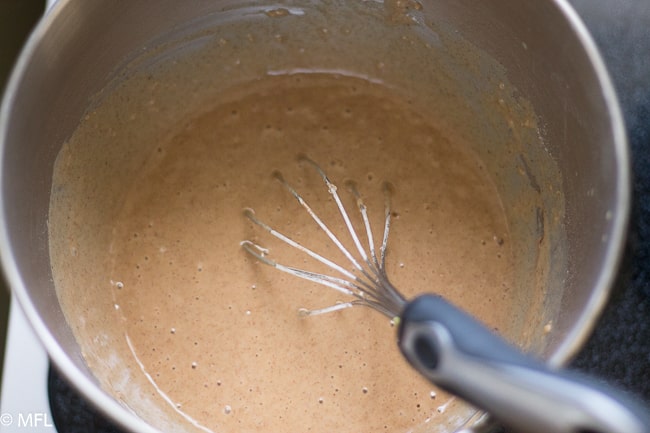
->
[[52, 73, 518, 432]]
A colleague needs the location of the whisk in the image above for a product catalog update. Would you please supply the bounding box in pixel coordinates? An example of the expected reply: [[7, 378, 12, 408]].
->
[[241, 156, 404, 320], [241, 156, 649, 433]]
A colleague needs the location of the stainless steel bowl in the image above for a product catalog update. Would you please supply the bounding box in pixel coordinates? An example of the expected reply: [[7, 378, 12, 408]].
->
[[0, 1, 628, 432]]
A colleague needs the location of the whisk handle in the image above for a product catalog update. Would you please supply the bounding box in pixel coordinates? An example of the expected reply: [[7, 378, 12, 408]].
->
[[397, 294, 650, 433]]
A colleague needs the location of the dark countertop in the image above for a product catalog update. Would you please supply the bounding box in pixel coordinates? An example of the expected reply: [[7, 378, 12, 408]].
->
[[568, 0, 650, 405]]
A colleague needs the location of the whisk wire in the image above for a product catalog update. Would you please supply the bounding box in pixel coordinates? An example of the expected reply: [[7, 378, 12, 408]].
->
[[381, 181, 394, 272], [239, 219, 387, 306], [243, 208, 357, 282], [241, 157, 407, 319], [272, 170, 367, 276], [345, 180, 380, 272], [273, 166, 393, 299], [240, 240, 356, 296], [241, 238, 396, 313], [344, 178, 405, 311], [300, 157, 371, 267]]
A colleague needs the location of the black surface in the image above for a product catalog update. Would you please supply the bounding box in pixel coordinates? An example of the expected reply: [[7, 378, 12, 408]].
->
[[46, 1, 650, 431], [48, 367, 123, 433], [568, 0, 650, 405]]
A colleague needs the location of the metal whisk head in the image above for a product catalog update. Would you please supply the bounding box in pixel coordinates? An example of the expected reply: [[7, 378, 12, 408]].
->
[[241, 156, 406, 320]]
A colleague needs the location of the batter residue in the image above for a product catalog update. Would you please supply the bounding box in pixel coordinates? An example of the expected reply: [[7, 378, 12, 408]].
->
[[51, 73, 517, 433]]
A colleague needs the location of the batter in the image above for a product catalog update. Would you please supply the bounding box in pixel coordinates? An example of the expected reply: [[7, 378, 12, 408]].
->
[[51, 73, 518, 432]]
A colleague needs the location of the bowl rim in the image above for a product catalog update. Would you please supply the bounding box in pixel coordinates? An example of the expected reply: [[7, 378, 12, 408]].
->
[[0, 0, 630, 432]]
